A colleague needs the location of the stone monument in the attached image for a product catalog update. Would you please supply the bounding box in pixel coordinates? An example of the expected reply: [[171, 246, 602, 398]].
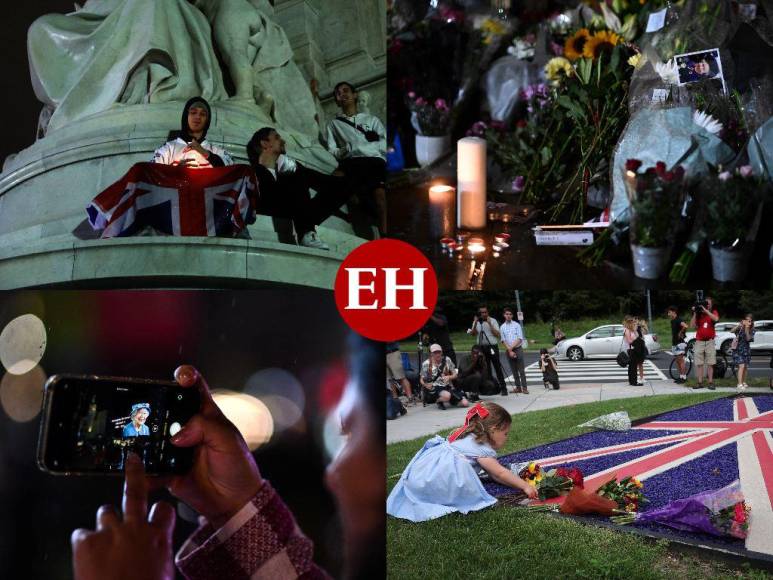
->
[[0, 0, 385, 289]]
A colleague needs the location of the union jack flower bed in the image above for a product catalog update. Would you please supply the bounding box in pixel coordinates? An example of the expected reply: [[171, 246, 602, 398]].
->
[[485, 395, 773, 558]]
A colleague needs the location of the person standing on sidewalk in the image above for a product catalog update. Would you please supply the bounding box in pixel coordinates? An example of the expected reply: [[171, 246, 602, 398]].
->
[[501, 308, 528, 394], [623, 316, 643, 386], [469, 306, 508, 396], [386, 342, 415, 404], [422, 306, 457, 365], [690, 297, 719, 390], [667, 306, 688, 384]]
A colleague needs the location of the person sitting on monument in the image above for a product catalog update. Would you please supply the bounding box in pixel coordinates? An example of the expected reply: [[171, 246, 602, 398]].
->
[[152, 97, 234, 168], [324, 81, 387, 236], [247, 127, 351, 250]]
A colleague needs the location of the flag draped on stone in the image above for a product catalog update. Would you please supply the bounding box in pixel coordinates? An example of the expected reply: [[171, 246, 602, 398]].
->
[[86, 163, 259, 238]]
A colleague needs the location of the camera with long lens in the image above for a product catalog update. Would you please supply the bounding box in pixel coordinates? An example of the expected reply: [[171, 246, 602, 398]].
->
[[692, 299, 708, 312]]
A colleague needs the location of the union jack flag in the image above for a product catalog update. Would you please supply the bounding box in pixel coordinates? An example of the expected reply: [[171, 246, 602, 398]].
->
[[86, 163, 259, 238], [489, 395, 773, 556]]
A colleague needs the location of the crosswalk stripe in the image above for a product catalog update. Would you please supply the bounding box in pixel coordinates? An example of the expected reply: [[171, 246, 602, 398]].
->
[[513, 359, 668, 383]]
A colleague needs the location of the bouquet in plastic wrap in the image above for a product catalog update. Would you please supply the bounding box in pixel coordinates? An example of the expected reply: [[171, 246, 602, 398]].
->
[[597, 474, 649, 512], [578, 411, 632, 431], [611, 479, 751, 539], [513, 462, 580, 500]]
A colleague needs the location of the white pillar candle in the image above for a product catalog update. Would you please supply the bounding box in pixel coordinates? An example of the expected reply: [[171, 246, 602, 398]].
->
[[457, 137, 487, 230], [428, 184, 456, 239]]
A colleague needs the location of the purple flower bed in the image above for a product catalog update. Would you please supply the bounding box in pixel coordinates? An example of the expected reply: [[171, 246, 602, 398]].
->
[[649, 396, 736, 422], [752, 394, 773, 414], [484, 441, 678, 498], [497, 429, 681, 467], [489, 395, 767, 549]]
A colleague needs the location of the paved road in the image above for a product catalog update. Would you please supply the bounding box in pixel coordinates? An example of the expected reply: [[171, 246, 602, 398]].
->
[[403, 350, 771, 390]]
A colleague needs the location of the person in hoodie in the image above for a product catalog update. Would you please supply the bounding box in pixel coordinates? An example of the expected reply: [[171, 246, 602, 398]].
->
[[152, 97, 234, 168]]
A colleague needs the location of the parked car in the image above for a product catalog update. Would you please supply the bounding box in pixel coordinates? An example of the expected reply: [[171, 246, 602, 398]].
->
[[684, 323, 737, 355], [752, 320, 773, 352], [555, 324, 661, 361]]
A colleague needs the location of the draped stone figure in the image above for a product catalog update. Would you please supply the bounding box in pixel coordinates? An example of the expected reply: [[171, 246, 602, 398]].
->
[[28, 0, 320, 139], [28, 0, 229, 136]]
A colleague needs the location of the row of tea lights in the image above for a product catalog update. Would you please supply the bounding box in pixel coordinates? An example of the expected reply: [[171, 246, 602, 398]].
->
[[439, 232, 511, 256]]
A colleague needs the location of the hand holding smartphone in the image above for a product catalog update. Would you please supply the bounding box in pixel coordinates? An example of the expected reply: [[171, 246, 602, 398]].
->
[[38, 375, 200, 476]]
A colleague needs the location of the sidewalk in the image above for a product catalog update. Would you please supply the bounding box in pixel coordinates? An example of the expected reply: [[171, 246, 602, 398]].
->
[[386, 380, 770, 444]]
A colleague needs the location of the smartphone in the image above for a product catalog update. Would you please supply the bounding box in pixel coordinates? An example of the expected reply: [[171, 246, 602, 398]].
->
[[37, 374, 200, 476]]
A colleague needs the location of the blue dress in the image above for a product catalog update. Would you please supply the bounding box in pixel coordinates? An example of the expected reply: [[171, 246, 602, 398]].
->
[[386, 435, 498, 522], [732, 328, 755, 365]]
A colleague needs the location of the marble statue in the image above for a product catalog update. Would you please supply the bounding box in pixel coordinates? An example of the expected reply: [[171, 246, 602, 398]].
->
[[28, 0, 319, 138], [193, 0, 320, 136], [28, 0, 229, 136]]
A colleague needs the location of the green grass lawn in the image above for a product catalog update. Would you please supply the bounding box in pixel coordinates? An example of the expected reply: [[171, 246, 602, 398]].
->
[[400, 317, 673, 354], [387, 393, 772, 580]]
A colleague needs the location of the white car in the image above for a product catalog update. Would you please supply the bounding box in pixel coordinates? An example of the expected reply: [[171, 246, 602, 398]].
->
[[684, 322, 738, 355], [555, 324, 661, 361], [752, 320, 773, 352]]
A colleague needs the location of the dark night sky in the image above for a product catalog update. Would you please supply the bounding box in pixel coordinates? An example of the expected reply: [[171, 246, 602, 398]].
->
[[2, 1, 74, 162]]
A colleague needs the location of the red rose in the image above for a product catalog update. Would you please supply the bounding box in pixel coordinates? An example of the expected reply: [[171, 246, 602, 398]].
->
[[625, 159, 642, 172], [516, 119, 528, 129], [655, 161, 667, 177], [734, 502, 747, 523], [569, 468, 585, 489]]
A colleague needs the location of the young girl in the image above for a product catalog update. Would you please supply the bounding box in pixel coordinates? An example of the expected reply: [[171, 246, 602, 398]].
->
[[732, 314, 755, 390], [539, 348, 560, 389], [386, 402, 538, 522]]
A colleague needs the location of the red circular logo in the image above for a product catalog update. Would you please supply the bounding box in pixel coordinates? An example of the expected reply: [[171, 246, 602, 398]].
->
[[334, 240, 438, 342]]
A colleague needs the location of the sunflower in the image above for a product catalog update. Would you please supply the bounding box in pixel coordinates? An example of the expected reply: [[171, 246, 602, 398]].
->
[[564, 29, 591, 61], [583, 30, 621, 60]]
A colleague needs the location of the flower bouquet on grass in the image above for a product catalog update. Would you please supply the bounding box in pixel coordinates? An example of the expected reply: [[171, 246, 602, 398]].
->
[[517, 462, 578, 500], [624, 159, 687, 279], [611, 480, 750, 540], [597, 475, 648, 513]]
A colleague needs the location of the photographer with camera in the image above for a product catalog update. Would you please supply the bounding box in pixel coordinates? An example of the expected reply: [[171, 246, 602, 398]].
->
[[469, 306, 508, 396], [690, 295, 720, 390], [539, 349, 560, 390], [419, 344, 467, 410], [325, 81, 387, 236], [457, 345, 499, 401]]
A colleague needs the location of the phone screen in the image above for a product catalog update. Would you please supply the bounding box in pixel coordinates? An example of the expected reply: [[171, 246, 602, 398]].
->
[[38, 375, 200, 475]]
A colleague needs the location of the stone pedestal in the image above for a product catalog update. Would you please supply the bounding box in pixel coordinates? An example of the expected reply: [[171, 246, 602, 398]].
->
[[0, 102, 366, 289]]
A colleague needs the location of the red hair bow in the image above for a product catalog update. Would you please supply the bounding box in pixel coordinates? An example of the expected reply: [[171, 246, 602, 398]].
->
[[448, 403, 489, 442]]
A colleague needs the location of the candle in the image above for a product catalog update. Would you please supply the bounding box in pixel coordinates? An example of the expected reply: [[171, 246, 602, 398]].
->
[[429, 184, 456, 238], [457, 137, 487, 230], [468, 237, 486, 254], [494, 233, 511, 244]]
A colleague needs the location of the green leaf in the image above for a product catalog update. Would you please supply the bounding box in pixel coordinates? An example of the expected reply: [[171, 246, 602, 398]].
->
[[557, 95, 587, 121], [576, 58, 593, 84], [540, 147, 551, 167]]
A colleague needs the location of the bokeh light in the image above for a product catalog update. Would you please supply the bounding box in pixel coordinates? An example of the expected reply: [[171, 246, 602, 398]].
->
[[0, 365, 47, 422], [212, 389, 274, 450], [0, 314, 47, 375], [244, 368, 306, 432]]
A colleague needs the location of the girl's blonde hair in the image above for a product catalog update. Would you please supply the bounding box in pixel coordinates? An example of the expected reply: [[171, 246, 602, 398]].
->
[[450, 401, 512, 446], [623, 315, 635, 329]]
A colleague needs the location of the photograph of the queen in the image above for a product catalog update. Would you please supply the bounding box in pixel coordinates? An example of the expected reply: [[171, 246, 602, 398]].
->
[[121, 403, 150, 437]]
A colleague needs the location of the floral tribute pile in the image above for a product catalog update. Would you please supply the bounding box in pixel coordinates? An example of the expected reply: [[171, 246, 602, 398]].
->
[[485, 395, 773, 554]]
